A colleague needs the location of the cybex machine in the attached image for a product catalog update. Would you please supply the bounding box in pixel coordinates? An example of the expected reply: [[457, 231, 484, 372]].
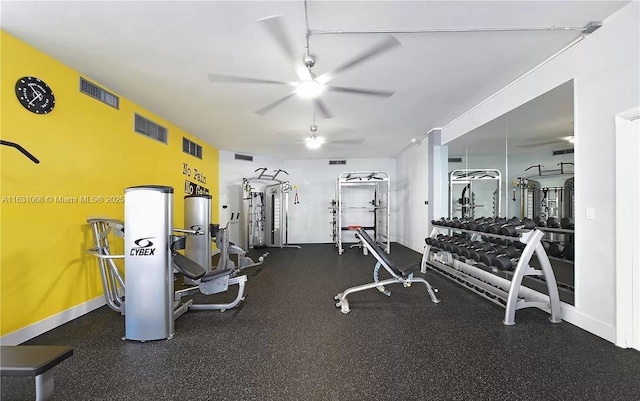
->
[[241, 168, 300, 250], [87, 186, 250, 342]]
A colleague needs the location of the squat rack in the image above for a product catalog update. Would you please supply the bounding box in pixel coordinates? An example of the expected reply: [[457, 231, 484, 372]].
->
[[331, 171, 390, 255], [449, 169, 502, 219]]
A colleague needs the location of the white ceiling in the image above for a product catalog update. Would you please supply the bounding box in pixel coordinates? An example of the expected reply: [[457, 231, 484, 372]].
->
[[0, 1, 628, 159]]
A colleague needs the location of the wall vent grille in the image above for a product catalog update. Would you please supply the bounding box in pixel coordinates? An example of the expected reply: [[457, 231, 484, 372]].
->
[[448, 157, 463, 163], [79, 77, 119, 109], [183, 137, 203, 159], [552, 148, 574, 156], [329, 160, 347, 165], [134, 113, 168, 144], [234, 153, 253, 161]]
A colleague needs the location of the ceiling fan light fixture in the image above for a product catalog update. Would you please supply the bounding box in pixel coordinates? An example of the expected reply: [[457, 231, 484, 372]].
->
[[564, 136, 575, 143], [296, 80, 324, 98], [305, 135, 324, 149]]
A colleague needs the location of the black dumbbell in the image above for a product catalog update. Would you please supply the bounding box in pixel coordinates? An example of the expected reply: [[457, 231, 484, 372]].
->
[[479, 252, 498, 267], [547, 242, 564, 258], [521, 217, 536, 229], [534, 216, 546, 227], [561, 217, 575, 230], [501, 224, 519, 237], [493, 255, 515, 271], [547, 217, 561, 228]]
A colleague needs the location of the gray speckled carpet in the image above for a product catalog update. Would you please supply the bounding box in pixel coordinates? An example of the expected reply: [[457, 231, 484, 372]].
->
[[2, 243, 639, 400]]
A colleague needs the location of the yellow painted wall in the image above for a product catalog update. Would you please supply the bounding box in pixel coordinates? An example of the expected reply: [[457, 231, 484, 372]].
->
[[0, 31, 219, 336]]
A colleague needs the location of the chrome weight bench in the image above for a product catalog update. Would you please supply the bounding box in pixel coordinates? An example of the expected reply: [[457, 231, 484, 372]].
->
[[334, 227, 440, 314], [1, 345, 73, 401]]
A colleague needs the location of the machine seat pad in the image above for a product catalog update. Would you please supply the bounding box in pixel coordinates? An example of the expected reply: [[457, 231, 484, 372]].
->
[[200, 268, 234, 282], [173, 252, 206, 280], [398, 262, 420, 277]]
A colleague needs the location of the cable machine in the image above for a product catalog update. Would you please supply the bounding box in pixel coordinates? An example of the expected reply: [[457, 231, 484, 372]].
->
[[331, 171, 390, 255], [241, 168, 300, 250], [514, 163, 575, 220]]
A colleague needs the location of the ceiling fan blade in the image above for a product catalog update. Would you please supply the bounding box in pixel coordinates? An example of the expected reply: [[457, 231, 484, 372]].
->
[[255, 92, 296, 115], [313, 98, 333, 119], [316, 35, 401, 84], [258, 16, 298, 63], [208, 73, 294, 86], [326, 86, 395, 98], [328, 138, 365, 145]]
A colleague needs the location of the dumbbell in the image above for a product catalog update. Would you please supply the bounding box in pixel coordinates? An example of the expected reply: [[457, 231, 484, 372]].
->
[[493, 255, 517, 271], [561, 217, 575, 230], [521, 217, 536, 229], [547, 217, 561, 228], [533, 216, 546, 227], [547, 242, 564, 258]]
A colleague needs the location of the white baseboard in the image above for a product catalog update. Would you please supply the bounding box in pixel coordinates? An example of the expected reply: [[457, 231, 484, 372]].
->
[[0, 296, 106, 345], [560, 303, 616, 343]]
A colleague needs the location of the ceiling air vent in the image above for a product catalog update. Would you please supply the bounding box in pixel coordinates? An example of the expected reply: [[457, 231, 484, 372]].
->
[[448, 157, 463, 163], [234, 153, 253, 161], [79, 77, 119, 109], [552, 148, 574, 156], [134, 113, 168, 144], [183, 137, 203, 159], [329, 160, 347, 165]]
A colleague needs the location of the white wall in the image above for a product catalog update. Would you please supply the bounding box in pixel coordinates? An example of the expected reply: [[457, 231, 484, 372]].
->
[[433, 2, 639, 342], [219, 152, 397, 245], [396, 141, 430, 252], [283, 158, 396, 244]]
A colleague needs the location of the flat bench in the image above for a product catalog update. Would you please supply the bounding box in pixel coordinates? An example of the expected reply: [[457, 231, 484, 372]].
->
[[1, 345, 73, 401]]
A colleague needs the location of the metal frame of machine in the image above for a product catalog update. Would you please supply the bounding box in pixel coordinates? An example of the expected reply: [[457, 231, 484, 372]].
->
[[331, 171, 390, 255], [449, 169, 502, 219], [241, 168, 300, 250]]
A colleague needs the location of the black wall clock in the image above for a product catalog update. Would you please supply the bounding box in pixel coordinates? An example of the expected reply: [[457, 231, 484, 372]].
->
[[15, 76, 56, 114]]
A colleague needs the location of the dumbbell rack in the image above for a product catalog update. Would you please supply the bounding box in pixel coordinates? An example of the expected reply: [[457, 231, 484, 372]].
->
[[421, 225, 562, 325]]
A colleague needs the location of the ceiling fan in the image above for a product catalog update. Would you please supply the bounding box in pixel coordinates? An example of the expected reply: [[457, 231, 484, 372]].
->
[[276, 104, 365, 150], [207, 15, 401, 119]]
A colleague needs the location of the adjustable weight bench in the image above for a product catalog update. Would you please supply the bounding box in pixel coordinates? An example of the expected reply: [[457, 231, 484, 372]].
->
[[1, 345, 73, 401], [334, 227, 440, 314]]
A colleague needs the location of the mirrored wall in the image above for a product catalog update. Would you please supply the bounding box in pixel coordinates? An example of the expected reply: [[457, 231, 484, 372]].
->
[[445, 80, 575, 304]]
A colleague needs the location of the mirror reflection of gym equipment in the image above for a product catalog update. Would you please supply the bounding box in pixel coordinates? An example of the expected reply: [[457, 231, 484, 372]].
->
[[436, 80, 576, 306], [449, 169, 502, 219], [241, 168, 300, 250]]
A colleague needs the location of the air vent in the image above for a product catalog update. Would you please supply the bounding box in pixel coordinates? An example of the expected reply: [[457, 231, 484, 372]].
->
[[552, 148, 574, 156], [329, 160, 347, 165], [183, 137, 203, 159], [79, 77, 119, 109], [134, 114, 167, 144], [234, 153, 253, 161], [448, 157, 463, 163]]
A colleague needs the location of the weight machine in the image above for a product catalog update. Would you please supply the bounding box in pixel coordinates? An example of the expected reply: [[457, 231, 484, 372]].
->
[[331, 171, 390, 255], [241, 168, 300, 250], [449, 169, 502, 219], [514, 163, 574, 220], [87, 186, 249, 342]]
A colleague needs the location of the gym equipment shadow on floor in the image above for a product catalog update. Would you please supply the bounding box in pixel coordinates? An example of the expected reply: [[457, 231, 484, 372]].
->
[[2, 244, 639, 400]]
